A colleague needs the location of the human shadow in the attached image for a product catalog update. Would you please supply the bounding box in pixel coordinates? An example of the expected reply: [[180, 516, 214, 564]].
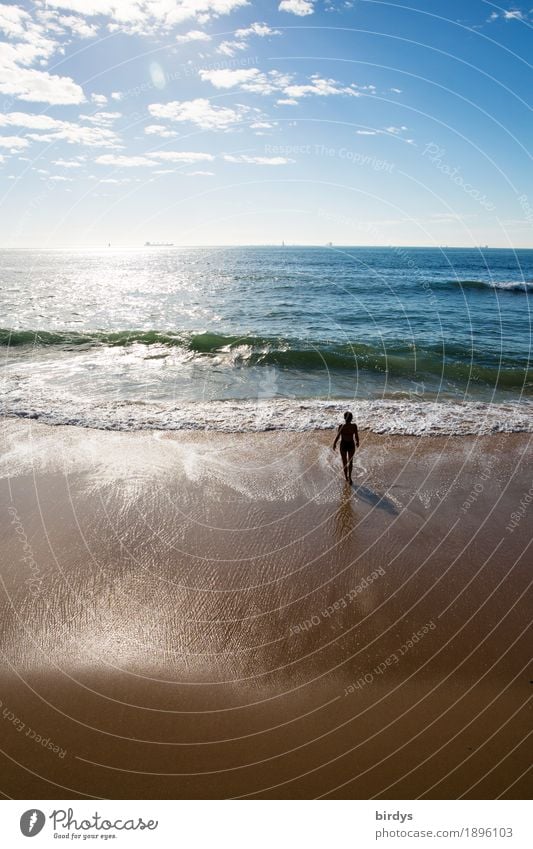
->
[[351, 483, 399, 516]]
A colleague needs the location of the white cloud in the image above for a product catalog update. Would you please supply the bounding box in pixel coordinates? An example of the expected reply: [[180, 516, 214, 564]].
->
[[96, 150, 216, 168], [200, 67, 291, 95], [260, 72, 298, 96], [224, 154, 293, 165], [0, 8, 86, 105], [176, 29, 211, 43], [49, 174, 73, 181], [0, 112, 67, 130], [487, 9, 526, 22], [0, 20, 56, 64], [217, 21, 280, 55], [276, 98, 297, 105], [149, 150, 215, 162], [111, 91, 123, 101], [217, 39, 248, 56], [0, 5, 32, 38], [80, 110, 121, 124], [200, 67, 369, 99], [186, 169, 214, 175], [95, 154, 155, 167], [285, 75, 361, 98], [234, 22, 280, 38], [144, 124, 178, 137], [199, 68, 261, 88], [58, 14, 98, 38], [278, 0, 314, 15], [27, 124, 121, 147], [85, 175, 137, 183], [42, 0, 250, 35], [0, 135, 29, 149], [149, 98, 252, 130], [91, 93, 108, 105], [353, 125, 413, 142], [384, 125, 413, 144], [52, 158, 84, 167], [0, 63, 85, 105]]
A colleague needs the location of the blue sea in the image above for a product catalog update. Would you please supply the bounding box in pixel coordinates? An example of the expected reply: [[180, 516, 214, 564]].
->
[[1, 246, 532, 434]]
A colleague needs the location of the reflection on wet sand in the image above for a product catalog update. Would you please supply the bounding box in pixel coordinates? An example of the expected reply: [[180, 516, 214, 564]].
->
[[334, 486, 357, 543]]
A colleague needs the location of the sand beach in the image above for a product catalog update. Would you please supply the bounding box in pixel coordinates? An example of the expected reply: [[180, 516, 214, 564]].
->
[[1, 419, 531, 799]]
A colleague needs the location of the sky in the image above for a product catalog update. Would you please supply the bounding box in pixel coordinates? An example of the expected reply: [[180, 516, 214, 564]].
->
[[0, 0, 532, 248]]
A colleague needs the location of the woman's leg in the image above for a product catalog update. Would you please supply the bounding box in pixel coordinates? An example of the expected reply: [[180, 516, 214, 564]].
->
[[340, 448, 349, 480], [348, 447, 355, 483]]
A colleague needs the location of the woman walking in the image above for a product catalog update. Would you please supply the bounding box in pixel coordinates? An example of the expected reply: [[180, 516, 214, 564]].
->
[[333, 411, 359, 484]]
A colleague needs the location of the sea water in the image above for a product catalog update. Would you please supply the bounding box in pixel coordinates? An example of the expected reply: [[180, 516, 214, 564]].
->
[[1, 246, 532, 434]]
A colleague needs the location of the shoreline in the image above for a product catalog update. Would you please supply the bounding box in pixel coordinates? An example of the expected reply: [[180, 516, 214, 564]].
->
[[1, 419, 531, 799], [1, 394, 533, 437]]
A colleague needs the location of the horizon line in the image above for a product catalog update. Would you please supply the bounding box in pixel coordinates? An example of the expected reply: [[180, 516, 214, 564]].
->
[[2, 243, 533, 251]]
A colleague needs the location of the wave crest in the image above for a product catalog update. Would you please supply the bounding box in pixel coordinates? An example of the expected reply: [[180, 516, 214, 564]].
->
[[449, 279, 533, 292], [1, 329, 531, 389]]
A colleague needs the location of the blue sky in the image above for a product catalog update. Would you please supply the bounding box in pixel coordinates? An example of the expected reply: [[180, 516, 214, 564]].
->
[[0, 0, 532, 247]]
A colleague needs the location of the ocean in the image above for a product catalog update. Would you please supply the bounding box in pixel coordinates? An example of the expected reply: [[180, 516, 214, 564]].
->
[[1, 246, 532, 435]]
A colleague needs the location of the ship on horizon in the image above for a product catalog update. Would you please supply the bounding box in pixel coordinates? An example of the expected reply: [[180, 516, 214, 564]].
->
[[144, 241, 174, 247]]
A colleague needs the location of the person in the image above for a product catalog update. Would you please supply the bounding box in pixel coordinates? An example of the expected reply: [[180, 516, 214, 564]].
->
[[332, 411, 359, 484]]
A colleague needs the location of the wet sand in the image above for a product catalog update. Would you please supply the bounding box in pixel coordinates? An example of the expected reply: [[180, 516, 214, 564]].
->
[[0, 418, 531, 799]]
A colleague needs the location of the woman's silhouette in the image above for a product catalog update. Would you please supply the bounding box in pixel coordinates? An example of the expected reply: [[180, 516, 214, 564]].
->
[[333, 411, 359, 484]]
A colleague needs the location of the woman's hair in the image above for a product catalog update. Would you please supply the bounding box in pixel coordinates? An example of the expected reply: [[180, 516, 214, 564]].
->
[[344, 411, 353, 423]]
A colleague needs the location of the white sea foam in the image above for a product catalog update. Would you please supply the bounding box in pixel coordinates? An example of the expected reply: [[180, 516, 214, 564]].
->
[[1, 391, 532, 436], [483, 280, 533, 292]]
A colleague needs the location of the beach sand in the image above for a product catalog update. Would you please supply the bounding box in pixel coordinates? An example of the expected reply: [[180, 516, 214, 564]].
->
[[0, 418, 531, 799]]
